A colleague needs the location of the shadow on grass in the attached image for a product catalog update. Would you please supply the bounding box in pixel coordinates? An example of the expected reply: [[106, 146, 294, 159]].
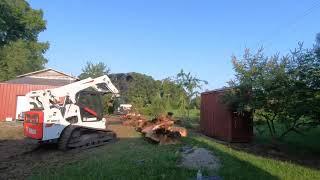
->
[[228, 138, 320, 170], [248, 124, 320, 169], [182, 136, 279, 180], [177, 118, 320, 170]]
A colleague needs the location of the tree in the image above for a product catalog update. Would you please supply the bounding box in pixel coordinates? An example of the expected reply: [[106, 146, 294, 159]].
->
[[149, 93, 167, 117], [0, 0, 48, 81], [78, 61, 112, 114], [0, 40, 48, 80], [176, 69, 207, 120], [109, 73, 187, 116], [0, 0, 46, 46], [190, 95, 201, 109], [159, 78, 186, 109], [78, 61, 110, 79], [224, 43, 320, 139], [124, 73, 160, 109]]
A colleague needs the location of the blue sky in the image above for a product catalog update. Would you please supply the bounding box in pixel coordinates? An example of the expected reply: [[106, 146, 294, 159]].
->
[[28, 0, 320, 89]]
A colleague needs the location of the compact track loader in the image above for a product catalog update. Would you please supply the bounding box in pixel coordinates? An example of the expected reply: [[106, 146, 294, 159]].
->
[[23, 75, 119, 150]]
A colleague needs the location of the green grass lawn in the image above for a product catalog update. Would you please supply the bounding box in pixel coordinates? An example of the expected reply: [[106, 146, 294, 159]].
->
[[29, 132, 320, 180], [29, 136, 198, 180], [172, 109, 200, 129], [28, 113, 320, 179]]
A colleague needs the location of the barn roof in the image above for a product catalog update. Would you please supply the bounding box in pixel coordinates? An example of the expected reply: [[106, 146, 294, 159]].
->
[[16, 68, 78, 80], [4, 68, 78, 86], [5, 77, 76, 86]]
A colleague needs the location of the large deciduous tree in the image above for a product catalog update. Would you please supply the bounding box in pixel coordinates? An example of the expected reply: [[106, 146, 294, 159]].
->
[[0, 40, 48, 80], [124, 73, 159, 109], [0, 0, 49, 81], [224, 40, 320, 139]]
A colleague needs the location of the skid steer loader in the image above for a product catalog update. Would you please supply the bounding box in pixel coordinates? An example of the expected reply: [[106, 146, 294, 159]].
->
[[23, 75, 119, 150]]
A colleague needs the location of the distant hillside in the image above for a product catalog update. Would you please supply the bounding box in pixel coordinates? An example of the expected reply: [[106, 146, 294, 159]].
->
[[109, 73, 135, 94]]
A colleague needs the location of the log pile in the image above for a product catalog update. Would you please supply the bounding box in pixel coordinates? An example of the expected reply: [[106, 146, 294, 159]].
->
[[121, 113, 187, 145]]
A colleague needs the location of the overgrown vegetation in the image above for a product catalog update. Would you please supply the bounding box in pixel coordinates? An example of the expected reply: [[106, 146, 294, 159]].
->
[[78, 66, 205, 118], [224, 35, 320, 139], [111, 70, 206, 118]]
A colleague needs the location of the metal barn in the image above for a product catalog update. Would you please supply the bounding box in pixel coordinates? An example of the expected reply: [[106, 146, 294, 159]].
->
[[0, 69, 77, 121], [200, 89, 253, 142]]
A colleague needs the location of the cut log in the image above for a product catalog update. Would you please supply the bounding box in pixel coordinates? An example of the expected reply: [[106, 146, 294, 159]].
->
[[170, 126, 188, 137], [121, 112, 188, 145]]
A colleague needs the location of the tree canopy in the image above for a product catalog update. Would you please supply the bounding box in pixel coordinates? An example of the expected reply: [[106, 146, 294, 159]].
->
[[78, 61, 110, 80], [0, 0, 48, 81], [176, 69, 207, 119], [108, 72, 187, 116], [224, 39, 320, 138]]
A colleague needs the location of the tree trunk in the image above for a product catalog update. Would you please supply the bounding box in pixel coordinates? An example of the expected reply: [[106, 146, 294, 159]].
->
[[187, 108, 190, 120], [187, 98, 192, 120], [266, 120, 274, 138], [270, 119, 277, 136]]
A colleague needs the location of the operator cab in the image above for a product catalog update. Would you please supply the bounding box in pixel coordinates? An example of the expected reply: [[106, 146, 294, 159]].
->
[[76, 90, 104, 122]]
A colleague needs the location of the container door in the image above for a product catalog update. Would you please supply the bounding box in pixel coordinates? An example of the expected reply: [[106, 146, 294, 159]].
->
[[231, 113, 251, 142], [16, 96, 29, 120], [232, 114, 241, 135]]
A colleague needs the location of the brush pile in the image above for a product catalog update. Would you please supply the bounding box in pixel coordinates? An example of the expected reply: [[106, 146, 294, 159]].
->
[[121, 113, 187, 145]]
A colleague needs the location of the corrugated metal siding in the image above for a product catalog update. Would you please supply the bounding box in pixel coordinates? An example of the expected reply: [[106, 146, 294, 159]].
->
[[200, 90, 252, 142], [0, 83, 55, 121]]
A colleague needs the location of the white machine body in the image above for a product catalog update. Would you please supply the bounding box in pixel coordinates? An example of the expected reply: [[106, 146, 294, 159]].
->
[[23, 75, 119, 141]]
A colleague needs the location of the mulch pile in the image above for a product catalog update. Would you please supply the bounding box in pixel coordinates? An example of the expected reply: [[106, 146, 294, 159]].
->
[[121, 113, 187, 145]]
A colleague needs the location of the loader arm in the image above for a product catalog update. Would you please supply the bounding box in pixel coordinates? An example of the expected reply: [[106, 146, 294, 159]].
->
[[26, 75, 119, 110]]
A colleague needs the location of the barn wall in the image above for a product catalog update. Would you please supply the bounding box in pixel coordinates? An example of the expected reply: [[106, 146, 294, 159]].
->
[[0, 83, 55, 121]]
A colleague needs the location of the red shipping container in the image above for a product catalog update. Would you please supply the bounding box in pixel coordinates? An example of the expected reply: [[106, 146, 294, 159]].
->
[[200, 89, 253, 142]]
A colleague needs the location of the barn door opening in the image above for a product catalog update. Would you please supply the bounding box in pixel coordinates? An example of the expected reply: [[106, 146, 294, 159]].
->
[[16, 96, 29, 120]]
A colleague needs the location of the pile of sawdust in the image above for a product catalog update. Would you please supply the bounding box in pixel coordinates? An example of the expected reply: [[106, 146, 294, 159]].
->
[[179, 147, 220, 171]]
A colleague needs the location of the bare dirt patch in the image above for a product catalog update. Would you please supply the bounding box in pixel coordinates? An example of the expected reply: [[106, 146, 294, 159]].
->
[[0, 116, 138, 180], [179, 146, 220, 171]]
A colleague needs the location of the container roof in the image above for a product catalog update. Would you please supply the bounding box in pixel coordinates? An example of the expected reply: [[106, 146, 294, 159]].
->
[[201, 87, 231, 95]]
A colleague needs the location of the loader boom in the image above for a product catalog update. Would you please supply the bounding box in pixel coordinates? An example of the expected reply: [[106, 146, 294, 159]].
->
[[26, 75, 119, 110]]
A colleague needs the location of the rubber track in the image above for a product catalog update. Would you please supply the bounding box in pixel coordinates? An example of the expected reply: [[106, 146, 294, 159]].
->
[[58, 126, 78, 151], [58, 125, 116, 151]]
